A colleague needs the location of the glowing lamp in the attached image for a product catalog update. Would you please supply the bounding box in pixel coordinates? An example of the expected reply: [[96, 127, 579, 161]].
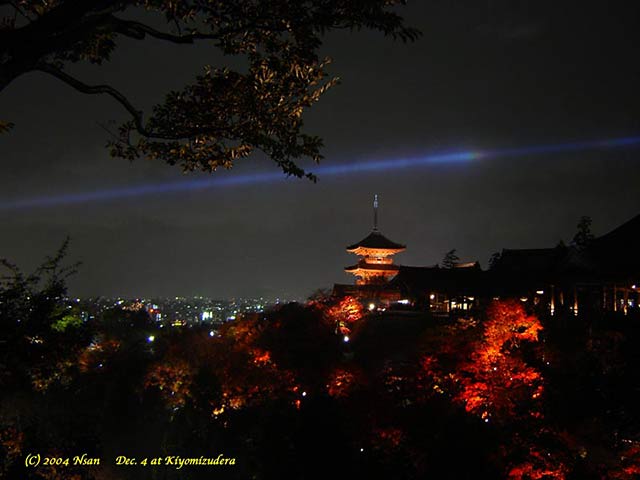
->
[[343, 335, 350, 343], [147, 335, 155, 343]]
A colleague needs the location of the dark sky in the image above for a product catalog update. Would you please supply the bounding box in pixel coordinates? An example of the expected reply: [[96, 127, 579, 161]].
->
[[1, 1, 640, 300]]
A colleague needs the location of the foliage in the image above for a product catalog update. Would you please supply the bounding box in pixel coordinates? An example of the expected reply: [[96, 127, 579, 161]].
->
[[0, 237, 79, 334], [0, 425, 24, 476], [326, 366, 362, 398], [441, 248, 460, 269], [324, 295, 365, 335], [50, 312, 83, 332], [488, 251, 502, 270], [0, 0, 419, 178], [609, 442, 640, 479], [0, 238, 85, 391], [145, 357, 195, 410], [571, 215, 595, 250], [507, 446, 569, 480], [1, 279, 639, 479], [257, 302, 341, 386], [455, 300, 544, 423]]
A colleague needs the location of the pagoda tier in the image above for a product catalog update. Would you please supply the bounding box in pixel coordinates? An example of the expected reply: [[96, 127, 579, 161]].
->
[[347, 231, 406, 256], [345, 230, 406, 285], [345, 259, 400, 285]]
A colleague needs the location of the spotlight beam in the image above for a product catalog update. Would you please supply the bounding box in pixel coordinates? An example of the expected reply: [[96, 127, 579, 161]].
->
[[2, 136, 640, 211]]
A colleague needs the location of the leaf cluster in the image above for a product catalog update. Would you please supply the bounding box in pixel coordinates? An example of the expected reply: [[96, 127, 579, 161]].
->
[[1, 0, 420, 178]]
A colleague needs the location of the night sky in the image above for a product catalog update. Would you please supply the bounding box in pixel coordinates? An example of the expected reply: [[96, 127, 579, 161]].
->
[[1, 1, 639, 300]]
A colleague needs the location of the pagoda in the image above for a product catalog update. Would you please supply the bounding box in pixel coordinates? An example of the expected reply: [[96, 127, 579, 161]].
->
[[345, 195, 406, 285]]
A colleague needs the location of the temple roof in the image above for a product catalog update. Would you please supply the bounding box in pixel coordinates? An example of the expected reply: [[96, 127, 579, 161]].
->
[[494, 248, 567, 274], [589, 213, 640, 275], [347, 230, 406, 252], [391, 265, 486, 295]]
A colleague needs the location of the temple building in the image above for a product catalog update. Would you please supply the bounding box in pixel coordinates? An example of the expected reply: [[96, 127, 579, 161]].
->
[[333, 196, 405, 302], [391, 262, 484, 314], [345, 196, 406, 284], [489, 213, 640, 318], [333, 197, 640, 320]]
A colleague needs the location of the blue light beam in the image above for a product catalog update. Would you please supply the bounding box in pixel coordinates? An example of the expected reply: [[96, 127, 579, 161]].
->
[[2, 135, 640, 211]]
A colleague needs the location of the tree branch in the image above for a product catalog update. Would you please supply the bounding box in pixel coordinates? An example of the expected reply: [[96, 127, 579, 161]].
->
[[109, 16, 220, 44], [34, 62, 150, 135], [7, 1, 33, 23], [33, 62, 244, 142]]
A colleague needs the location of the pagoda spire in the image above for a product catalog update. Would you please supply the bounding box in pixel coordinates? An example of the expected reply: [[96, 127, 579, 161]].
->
[[373, 194, 379, 231]]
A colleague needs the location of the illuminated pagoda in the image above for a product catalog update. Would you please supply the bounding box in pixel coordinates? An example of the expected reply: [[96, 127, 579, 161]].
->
[[345, 195, 406, 285]]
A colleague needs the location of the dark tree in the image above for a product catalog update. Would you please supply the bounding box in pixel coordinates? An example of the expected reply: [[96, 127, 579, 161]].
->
[[0, 238, 86, 394], [0, 0, 419, 179], [571, 215, 594, 250], [0, 237, 79, 339], [488, 251, 501, 270], [441, 249, 459, 269]]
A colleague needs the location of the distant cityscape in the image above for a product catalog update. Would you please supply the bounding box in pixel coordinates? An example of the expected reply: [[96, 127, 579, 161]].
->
[[70, 296, 287, 328]]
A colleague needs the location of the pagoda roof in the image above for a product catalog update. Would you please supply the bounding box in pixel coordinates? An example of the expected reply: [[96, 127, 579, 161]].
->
[[347, 230, 406, 252], [345, 261, 400, 272]]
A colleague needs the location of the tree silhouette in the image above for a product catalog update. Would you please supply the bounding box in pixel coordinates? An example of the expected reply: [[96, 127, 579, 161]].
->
[[571, 215, 594, 250], [0, 0, 418, 179], [488, 251, 502, 270], [441, 249, 459, 269]]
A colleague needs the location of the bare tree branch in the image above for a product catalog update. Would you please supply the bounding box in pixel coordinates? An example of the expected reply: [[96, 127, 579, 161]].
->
[[34, 62, 149, 135], [33, 62, 250, 142], [109, 16, 220, 44], [7, 2, 30, 20]]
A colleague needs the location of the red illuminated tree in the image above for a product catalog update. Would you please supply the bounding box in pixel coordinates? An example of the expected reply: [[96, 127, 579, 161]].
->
[[455, 300, 544, 423], [316, 295, 365, 336], [608, 442, 640, 479], [507, 446, 569, 480]]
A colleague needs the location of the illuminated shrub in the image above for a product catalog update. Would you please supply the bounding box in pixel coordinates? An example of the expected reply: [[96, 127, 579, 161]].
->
[[145, 358, 195, 410], [77, 339, 121, 373], [327, 367, 359, 398], [507, 447, 569, 480]]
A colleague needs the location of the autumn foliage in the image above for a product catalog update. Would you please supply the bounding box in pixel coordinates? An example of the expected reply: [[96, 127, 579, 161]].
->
[[145, 357, 195, 410], [310, 295, 365, 335], [455, 300, 544, 423], [2, 287, 640, 479]]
